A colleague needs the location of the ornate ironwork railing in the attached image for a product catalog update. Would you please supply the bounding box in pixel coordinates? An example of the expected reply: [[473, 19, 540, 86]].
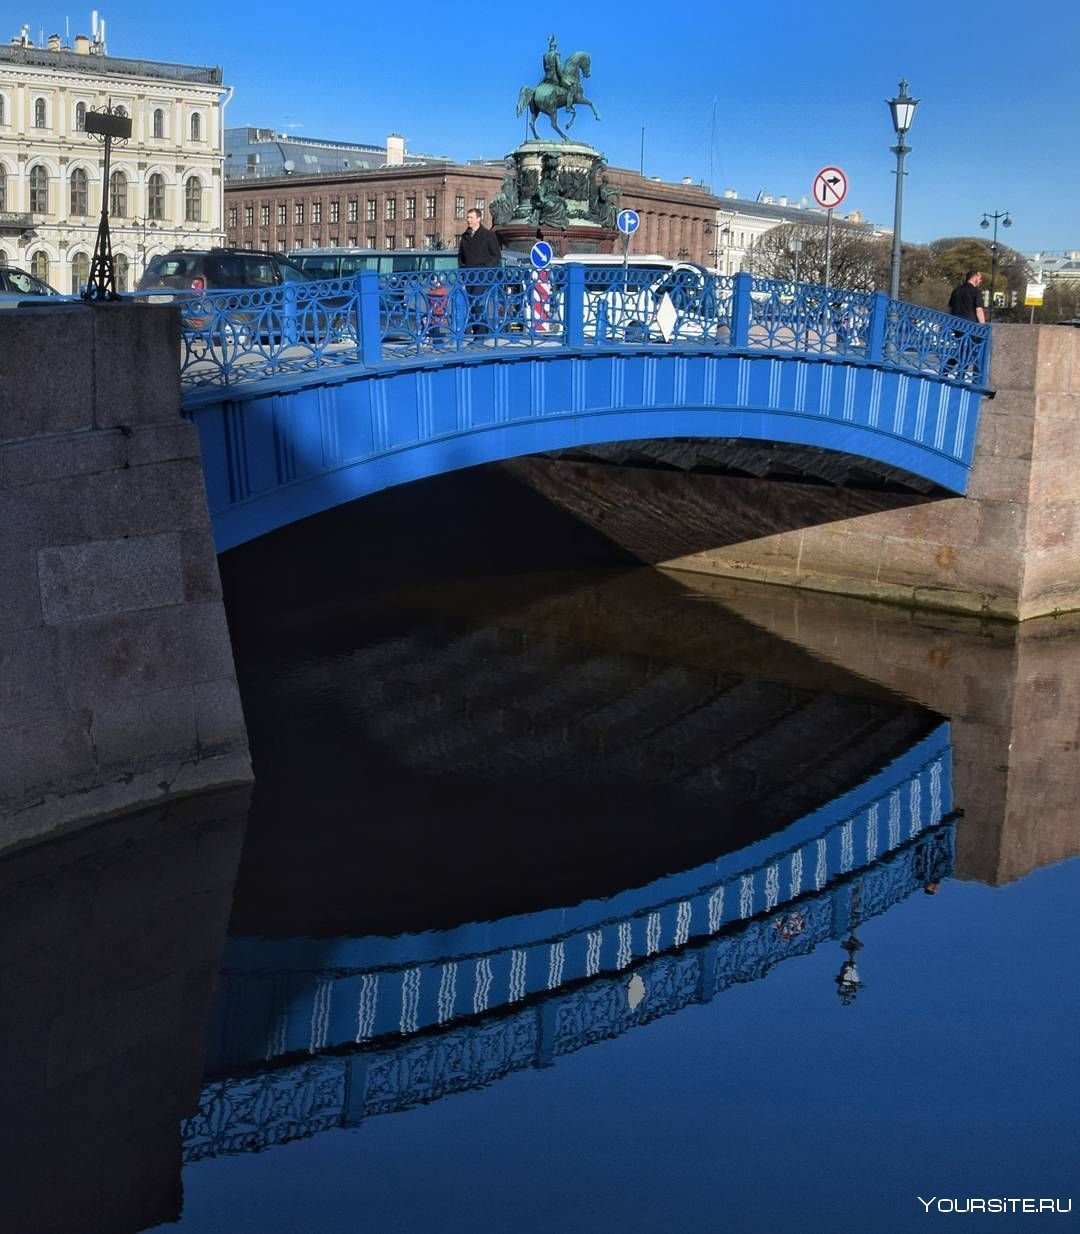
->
[[182, 821, 955, 1162], [136, 267, 991, 396]]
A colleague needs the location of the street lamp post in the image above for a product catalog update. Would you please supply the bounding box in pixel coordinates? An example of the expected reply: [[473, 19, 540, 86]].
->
[[980, 210, 1012, 322], [886, 80, 919, 301]]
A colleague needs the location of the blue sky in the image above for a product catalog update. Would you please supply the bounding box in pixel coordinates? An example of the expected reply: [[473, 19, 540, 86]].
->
[[32, 0, 1078, 251]]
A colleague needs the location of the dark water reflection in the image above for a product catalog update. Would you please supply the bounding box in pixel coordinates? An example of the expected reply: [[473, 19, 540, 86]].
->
[[3, 563, 1079, 1234]]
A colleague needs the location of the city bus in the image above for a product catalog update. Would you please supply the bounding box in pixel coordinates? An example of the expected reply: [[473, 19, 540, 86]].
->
[[287, 248, 460, 279]]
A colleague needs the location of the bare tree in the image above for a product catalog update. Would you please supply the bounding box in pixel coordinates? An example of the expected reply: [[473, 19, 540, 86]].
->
[[749, 222, 880, 289]]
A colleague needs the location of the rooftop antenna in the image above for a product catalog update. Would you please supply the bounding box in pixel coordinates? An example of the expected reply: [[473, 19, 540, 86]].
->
[[91, 10, 98, 39], [755, 187, 767, 202], [65, 16, 70, 43]]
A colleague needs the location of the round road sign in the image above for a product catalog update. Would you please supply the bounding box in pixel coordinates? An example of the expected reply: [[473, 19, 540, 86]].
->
[[617, 209, 640, 236], [812, 166, 848, 210], [530, 240, 553, 269]]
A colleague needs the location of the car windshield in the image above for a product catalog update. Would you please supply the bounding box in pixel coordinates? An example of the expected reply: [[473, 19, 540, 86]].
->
[[144, 256, 203, 281], [4, 269, 56, 296]]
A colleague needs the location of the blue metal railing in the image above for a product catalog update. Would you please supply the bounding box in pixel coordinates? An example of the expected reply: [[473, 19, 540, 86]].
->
[[132, 267, 992, 395]]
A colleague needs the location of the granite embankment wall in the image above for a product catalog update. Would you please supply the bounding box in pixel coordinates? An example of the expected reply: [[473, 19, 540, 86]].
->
[[1, 303, 252, 849], [506, 325, 1080, 621], [662, 325, 1080, 619]]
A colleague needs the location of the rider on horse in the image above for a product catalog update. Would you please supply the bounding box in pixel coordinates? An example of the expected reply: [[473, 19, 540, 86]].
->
[[543, 35, 575, 99]]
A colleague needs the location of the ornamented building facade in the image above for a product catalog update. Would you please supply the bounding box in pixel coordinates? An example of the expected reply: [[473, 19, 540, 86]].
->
[[0, 26, 230, 292]]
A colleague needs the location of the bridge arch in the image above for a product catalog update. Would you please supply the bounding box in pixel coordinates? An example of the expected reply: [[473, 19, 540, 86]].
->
[[190, 347, 983, 551]]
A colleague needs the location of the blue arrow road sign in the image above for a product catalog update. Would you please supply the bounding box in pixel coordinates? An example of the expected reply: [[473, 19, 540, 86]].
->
[[617, 209, 640, 236], [530, 240, 553, 269]]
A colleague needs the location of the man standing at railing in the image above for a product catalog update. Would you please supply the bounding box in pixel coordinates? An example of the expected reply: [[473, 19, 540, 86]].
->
[[458, 208, 502, 336]]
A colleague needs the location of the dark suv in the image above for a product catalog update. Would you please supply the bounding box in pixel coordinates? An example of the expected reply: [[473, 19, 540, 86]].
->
[[136, 248, 309, 297]]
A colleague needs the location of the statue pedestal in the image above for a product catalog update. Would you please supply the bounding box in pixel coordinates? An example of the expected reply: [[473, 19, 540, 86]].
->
[[492, 140, 622, 256]]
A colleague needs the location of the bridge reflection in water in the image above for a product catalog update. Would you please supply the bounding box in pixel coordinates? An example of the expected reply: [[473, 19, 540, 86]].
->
[[186, 560, 958, 1162]]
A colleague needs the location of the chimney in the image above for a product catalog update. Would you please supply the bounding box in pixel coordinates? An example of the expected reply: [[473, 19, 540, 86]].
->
[[47, 32, 61, 50], [386, 133, 405, 166], [73, 33, 90, 53]]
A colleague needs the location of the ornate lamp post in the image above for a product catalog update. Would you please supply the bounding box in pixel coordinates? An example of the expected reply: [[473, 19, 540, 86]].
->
[[886, 80, 919, 300], [980, 210, 1012, 322], [82, 105, 132, 301]]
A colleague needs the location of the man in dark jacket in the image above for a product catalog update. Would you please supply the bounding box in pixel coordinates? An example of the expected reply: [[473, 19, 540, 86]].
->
[[458, 208, 502, 336], [948, 270, 985, 323]]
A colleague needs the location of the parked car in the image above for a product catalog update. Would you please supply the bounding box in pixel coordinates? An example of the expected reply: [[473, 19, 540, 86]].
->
[[548, 253, 720, 342], [135, 248, 335, 346], [0, 266, 67, 307]]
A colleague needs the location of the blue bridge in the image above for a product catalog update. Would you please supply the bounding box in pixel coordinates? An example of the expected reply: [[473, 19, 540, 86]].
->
[[166, 267, 993, 551], [184, 725, 954, 1160]]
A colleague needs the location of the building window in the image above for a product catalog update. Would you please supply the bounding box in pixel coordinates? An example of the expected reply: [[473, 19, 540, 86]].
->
[[185, 177, 202, 223], [70, 251, 90, 294], [153, 108, 164, 139], [425, 234, 437, 250], [116, 253, 130, 292], [405, 195, 416, 220], [147, 173, 165, 221], [454, 195, 465, 219], [385, 235, 395, 250], [244, 204, 253, 227], [385, 197, 396, 222], [364, 198, 374, 223], [346, 199, 358, 223], [422, 194, 435, 220], [260, 204, 270, 227], [367, 236, 376, 249], [0, 165, 5, 211], [474, 197, 486, 213], [113, 105, 128, 119], [312, 201, 321, 224], [34, 98, 47, 128], [74, 102, 86, 131], [228, 206, 238, 228], [190, 112, 201, 142], [294, 202, 304, 225], [31, 252, 49, 282], [404, 234, 415, 249], [109, 170, 128, 218], [70, 167, 89, 217], [29, 165, 48, 213], [329, 200, 339, 224], [277, 204, 287, 226]]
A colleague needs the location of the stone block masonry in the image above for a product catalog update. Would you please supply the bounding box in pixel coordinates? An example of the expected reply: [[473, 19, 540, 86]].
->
[[1, 302, 252, 850], [658, 325, 1080, 620]]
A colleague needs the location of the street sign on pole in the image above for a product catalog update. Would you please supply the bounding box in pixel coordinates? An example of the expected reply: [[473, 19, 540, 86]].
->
[[812, 166, 848, 210], [530, 240, 553, 270], [1025, 282, 1045, 306], [616, 209, 640, 236]]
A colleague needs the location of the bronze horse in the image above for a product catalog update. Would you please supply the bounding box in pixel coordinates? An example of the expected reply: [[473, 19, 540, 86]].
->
[[516, 51, 601, 142]]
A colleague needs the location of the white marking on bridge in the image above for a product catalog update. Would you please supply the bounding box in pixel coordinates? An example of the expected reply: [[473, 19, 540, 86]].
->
[[616, 921, 633, 970], [841, 819, 854, 873], [914, 380, 930, 443], [930, 758, 943, 823], [893, 375, 908, 435], [509, 949, 527, 1002], [866, 802, 880, 863], [473, 957, 493, 1013], [547, 941, 566, 989], [843, 367, 857, 421], [868, 368, 883, 428], [415, 370, 435, 439], [768, 360, 781, 409], [646, 911, 662, 955], [934, 385, 949, 451], [818, 364, 833, 416], [790, 848, 804, 899], [765, 863, 780, 909], [355, 973, 378, 1042], [675, 900, 692, 948], [708, 885, 725, 933], [815, 838, 828, 891], [401, 967, 421, 1035], [437, 963, 458, 1023], [586, 930, 603, 976], [909, 776, 923, 837], [739, 873, 754, 918], [309, 977, 333, 1053], [889, 788, 902, 849]]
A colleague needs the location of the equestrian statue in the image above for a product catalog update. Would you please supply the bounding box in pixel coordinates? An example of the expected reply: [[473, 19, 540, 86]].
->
[[516, 35, 601, 142]]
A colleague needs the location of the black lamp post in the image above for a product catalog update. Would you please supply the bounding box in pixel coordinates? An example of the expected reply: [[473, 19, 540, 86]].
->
[[886, 80, 919, 300], [980, 210, 1012, 322]]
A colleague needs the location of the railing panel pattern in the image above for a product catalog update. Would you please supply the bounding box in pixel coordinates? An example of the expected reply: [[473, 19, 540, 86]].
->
[[133, 268, 991, 397]]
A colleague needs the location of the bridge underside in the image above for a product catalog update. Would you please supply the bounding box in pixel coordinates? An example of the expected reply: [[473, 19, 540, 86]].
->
[[190, 349, 980, 550]]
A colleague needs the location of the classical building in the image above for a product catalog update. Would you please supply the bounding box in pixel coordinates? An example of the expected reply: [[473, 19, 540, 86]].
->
[[1027, 251, 1080, 283], [0, 22, 230, 291], [223, 155, 723, 263], [706, 189, 878, 275]]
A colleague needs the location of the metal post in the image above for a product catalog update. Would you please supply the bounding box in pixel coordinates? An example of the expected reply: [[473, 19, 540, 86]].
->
[[824, 209, 834, 288], [988, 220, 998, 323], [888, 139, 908, 301]]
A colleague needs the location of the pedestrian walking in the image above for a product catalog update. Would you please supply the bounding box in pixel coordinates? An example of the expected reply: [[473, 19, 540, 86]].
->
[[948, 270, 985, 323]]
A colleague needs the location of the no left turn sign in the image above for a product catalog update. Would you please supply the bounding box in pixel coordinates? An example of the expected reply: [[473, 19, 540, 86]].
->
[[813, 166, 848, 209]]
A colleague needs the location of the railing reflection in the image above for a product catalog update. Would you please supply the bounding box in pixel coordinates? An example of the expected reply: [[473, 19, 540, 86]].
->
[[184, 727, 954, 1162]]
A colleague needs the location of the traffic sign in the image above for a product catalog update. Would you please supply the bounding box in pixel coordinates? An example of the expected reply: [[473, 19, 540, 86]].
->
[[812, 166, 848, 210], [1025, 282, 1045, 307], [617, 209, 640, 236], [530, 240, 553, 270]]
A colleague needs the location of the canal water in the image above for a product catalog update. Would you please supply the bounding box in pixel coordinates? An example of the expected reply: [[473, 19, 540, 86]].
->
[[3, 494, 1078, 1233]]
